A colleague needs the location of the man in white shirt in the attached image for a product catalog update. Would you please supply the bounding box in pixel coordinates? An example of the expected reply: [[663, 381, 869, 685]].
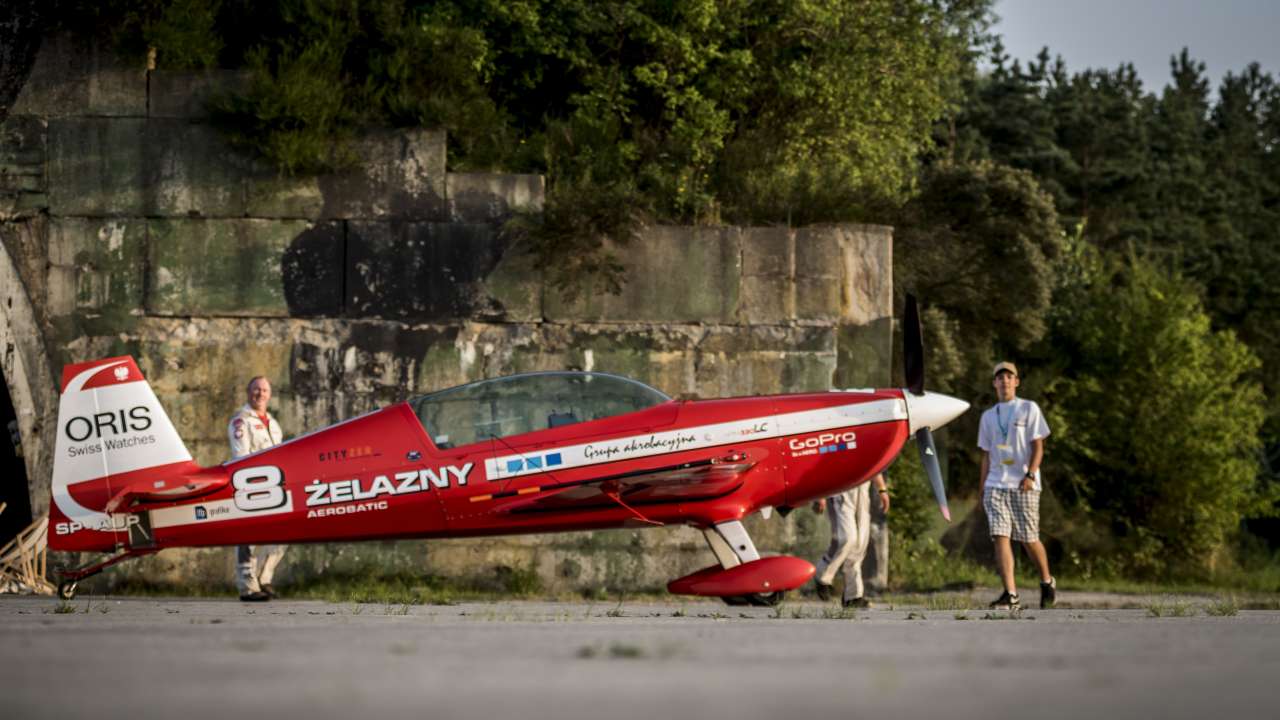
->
[[977, 361, 1055, 610], [812, 472, 890, 608], [228, 376, 286, 602]]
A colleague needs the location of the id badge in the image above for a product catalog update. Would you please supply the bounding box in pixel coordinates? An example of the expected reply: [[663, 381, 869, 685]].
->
[[996, 443, 1015, 465]]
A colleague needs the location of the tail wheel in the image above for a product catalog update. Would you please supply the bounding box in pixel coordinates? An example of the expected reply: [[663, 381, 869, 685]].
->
[[57, 580, 78, 600]]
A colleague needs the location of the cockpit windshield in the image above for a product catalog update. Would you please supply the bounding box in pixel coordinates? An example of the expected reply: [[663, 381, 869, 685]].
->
[[409, 372, 671, 449]]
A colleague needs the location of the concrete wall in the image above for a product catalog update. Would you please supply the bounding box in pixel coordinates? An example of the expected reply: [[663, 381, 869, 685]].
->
[[0, 34, 893, 594]]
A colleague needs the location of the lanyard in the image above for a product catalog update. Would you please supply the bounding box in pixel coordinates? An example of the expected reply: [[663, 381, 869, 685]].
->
[[996, 401, 1015, 440]]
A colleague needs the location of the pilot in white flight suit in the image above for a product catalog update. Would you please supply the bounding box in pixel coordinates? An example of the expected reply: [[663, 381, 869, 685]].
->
[[228, 376, 286, 602]]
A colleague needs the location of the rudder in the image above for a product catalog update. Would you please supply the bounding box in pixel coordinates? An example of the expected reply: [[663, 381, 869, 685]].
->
[[48, 356, 196, 552]]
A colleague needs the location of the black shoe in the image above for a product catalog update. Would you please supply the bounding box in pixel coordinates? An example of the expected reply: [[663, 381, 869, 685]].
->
[[989, 591, 1020, 610], [814, 582, 834, 602], [261, 584, 277, 599], [842, 597, 871, 609], [239, 591, 270, 602], [1040, 578, 1056, 609]]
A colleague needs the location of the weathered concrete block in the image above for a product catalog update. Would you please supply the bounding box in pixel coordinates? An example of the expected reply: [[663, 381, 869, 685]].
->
[[545, 226, 741, 323], [149, 70, 249, 118], [45, 217, 146, 320], [0, 116, 46, 183], [346, 221, 507, 321], [834, 317, 893, 388], [695, 350, 827, 397], [48, 118, 147, 215], [318, 129, 447, 220], [834, 224, 893, 325], [794, 226, 843, 322], [739, 275, 791, 325], [480, 238, 543, 322], [244, 163, 326, 219], [0, 116, 47, 218], [739, 224, 793, 323], [148, 218, 340, 316], [11, 33, 147, 117], [145, 121, 249, 217], [697, 325, 835, 355], [447, 172, 545, 223], [560, 326, 691, 394], [741, 226, 790, 276]]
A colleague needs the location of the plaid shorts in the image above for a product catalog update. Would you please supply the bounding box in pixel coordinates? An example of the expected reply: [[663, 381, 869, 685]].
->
[[984, 487, 1040, 542]]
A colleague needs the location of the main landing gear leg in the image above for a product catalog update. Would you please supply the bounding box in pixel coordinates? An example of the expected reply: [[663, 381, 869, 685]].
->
[[702, 520, 785, 607], [56, 547, 159, 600]]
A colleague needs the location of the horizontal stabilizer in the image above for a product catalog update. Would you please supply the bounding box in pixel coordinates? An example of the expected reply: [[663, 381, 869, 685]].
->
[[103, 470, 230, 514]]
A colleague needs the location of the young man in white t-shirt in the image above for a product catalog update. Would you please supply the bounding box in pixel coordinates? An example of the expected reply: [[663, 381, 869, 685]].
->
[[977, 361, 1055, 609]]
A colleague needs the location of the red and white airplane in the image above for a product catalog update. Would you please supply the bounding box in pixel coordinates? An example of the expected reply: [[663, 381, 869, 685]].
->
[[48, 297, 967, 603]]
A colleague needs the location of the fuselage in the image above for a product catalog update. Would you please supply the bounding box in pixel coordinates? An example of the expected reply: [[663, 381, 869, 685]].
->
[[58, 388, 914, 552]]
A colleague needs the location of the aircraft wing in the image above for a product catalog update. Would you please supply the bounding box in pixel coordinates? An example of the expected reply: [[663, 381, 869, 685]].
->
[[475, 454, 755, 515]]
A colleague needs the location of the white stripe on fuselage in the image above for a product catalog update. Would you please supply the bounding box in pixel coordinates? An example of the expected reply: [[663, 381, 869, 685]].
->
[[150, 496, 294, 530], [483, 397, 906, 481]]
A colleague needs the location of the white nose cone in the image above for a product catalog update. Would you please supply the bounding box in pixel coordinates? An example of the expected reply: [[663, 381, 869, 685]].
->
[[904, 391, 970, 435]]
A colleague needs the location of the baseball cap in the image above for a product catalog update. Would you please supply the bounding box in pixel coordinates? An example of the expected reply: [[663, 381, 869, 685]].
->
[[992, 361, 1018, 378]]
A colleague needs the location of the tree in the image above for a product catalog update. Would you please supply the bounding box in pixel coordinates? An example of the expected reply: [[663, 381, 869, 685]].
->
[[891, 160, 1062, 499], [1045, 251, 1268, 575], [894, 161, 1062, 391]]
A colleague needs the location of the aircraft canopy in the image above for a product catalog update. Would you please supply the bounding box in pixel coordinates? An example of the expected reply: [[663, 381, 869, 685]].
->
[[410, 372, 671, 449]]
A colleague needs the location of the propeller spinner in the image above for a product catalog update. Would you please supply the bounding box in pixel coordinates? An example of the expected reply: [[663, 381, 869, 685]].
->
[[902, 294, 969, 521]]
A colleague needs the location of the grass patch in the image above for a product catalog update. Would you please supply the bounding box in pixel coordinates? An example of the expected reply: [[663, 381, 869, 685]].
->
[[1145, 601, 1195, 617], [48, 601, 77, 615], [922, 594, 974, 611], [1204, 598, 1240, 617], [285, 567, 543, 605], [821, 606, 859, 620]]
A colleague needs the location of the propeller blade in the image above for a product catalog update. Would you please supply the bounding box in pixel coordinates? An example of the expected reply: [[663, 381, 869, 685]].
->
[[915, 428, 951, 522], [903, 293, 924, 396]]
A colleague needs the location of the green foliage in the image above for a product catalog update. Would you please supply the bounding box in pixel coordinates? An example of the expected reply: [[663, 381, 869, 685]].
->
[[890, 537, 986, 592], [212, 16, 361, 174], [146, 0, 224, 69], [883, 449, 935, 545], [84, 0, 984, 290], [1045, 253, 1268, 575], [892, 160, 1063, 489], [949, 44, 1280, 494]]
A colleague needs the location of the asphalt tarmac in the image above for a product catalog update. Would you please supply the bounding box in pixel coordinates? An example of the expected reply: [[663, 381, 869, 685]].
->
[[2, 595, 1277, 720]]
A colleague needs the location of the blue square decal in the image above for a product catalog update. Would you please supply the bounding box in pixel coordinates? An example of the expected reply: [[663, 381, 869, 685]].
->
[[507, 459, 524, 473], [546, 453, 562, 467], [527, 456, 543, 469], [819, 446, 829, 454], [837, 443, 846, 451]]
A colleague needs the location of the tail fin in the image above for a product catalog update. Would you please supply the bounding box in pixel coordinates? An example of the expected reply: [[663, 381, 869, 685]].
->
[[48, 356, 196, 551]]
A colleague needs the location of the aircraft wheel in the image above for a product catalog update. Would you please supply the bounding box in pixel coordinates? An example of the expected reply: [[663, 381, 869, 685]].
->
[[746, 591, 785, 607], [721, 591, 784, 607], [57, 580, 78, 600]]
